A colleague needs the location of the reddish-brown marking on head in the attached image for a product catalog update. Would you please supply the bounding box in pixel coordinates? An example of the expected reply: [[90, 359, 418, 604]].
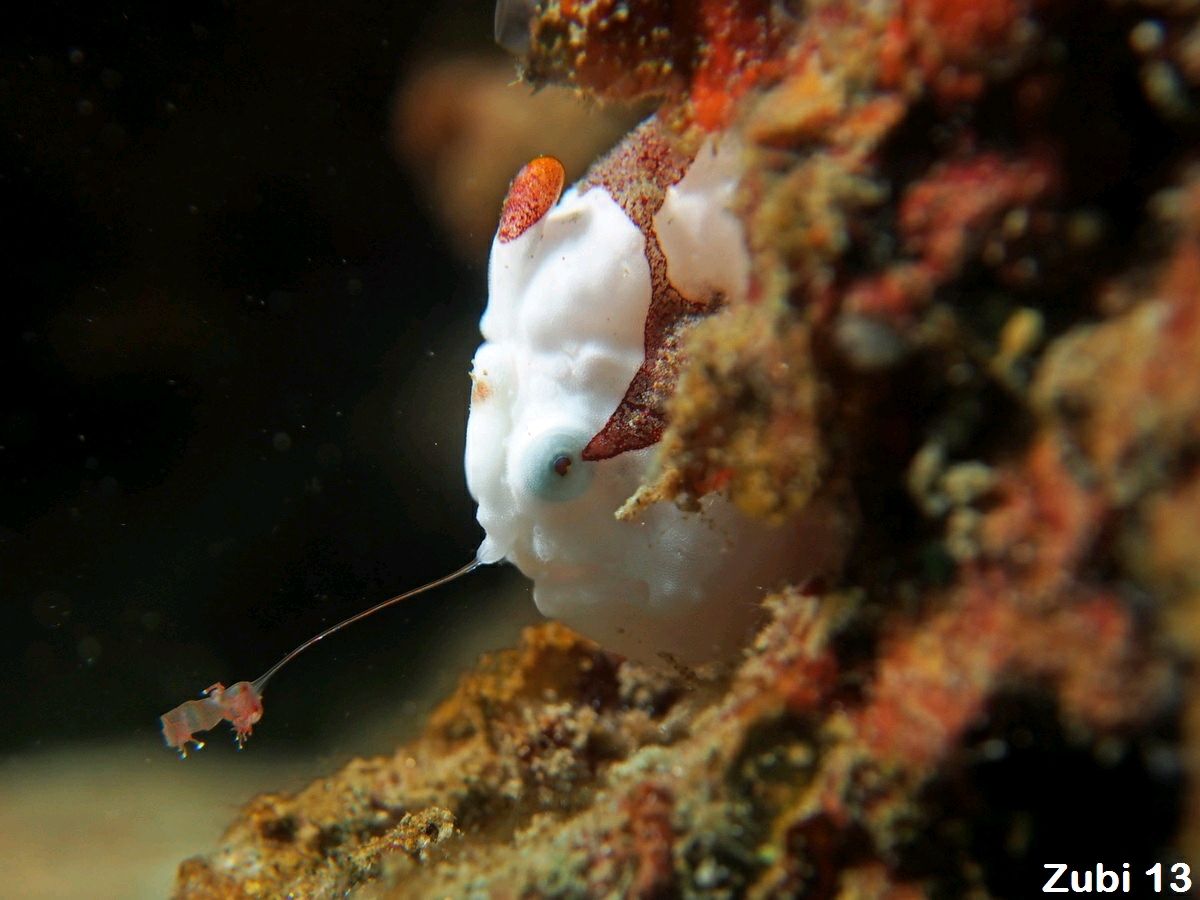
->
[[498, 156, 566, 243], [471, 373, 492, 404], [577, 117, 702, 462]]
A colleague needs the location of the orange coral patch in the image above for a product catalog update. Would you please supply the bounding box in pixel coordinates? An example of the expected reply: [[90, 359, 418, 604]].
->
[[908, 0, 1025, 62], [898, 154, 1054, 278], [691, 0, 773, 131], [845, 153, 1057, 324]]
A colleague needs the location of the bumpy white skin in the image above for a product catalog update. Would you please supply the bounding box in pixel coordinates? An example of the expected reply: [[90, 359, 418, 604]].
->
[[465, 145, 842, 663], [654, 138, 751, 306]]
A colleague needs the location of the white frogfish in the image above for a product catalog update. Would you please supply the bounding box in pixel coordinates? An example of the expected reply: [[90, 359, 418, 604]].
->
[[465, 118, 846, 663]]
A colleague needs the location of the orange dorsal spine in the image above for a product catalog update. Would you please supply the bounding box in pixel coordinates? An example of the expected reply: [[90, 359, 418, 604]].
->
[[497, 156, 566, 243]]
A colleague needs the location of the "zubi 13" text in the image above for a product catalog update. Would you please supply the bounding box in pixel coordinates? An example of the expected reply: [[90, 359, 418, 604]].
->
[[1043, 862, 1192, 893]]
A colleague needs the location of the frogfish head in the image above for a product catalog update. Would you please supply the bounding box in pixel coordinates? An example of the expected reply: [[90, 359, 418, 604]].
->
[[465, 127, 852, 664]]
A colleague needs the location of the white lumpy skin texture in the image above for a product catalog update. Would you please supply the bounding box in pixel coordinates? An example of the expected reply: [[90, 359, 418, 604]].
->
[[466, 146, 844, 663], [654, 138, 751, 305]]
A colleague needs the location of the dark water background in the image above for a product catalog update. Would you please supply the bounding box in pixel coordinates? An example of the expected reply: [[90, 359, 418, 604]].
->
[[0, 0, 517, 756]]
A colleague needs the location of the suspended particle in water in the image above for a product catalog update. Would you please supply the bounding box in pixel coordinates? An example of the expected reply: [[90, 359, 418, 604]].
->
[[77, 635, 102, 665], [32, 591, 72, 628]]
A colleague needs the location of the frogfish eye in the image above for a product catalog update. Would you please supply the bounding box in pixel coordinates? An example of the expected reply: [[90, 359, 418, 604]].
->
[[520, 428, 595, 502]]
